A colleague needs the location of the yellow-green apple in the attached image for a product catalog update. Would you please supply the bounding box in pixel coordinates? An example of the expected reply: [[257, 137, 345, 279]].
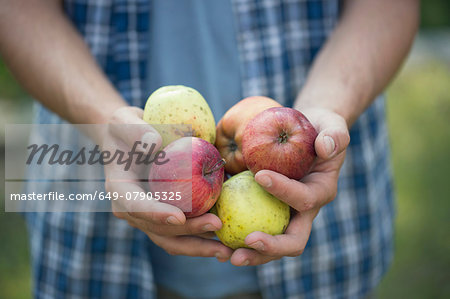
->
[[214, 171, 290, 249], [143, 85, 216, 146], [148, 137, 225, 218], [242, 107, 317, 180], [215, 96, 281, 174]]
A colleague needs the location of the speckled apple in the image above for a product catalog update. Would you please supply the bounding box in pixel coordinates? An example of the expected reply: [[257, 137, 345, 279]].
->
[[143, 85, 216, 146], [214, 171, 290, 249]]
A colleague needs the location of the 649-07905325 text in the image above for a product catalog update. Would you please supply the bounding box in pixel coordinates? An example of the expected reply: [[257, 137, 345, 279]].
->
[[9, 191, 182, 202]]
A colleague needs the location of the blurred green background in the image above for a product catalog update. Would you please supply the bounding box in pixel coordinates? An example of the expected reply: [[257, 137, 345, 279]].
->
[[1, 2, 450, 298]]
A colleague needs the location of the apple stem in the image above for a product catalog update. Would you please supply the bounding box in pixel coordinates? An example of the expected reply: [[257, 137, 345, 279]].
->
[[204, 158, 226, 175]]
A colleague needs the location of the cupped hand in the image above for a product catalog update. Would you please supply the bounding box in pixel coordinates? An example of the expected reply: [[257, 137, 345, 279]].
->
[[104, 106, 233, 261], [229, 107, 350, 266]]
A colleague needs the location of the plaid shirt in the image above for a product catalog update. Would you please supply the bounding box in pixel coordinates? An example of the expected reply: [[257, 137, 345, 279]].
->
[[25, 0, 394, 298]]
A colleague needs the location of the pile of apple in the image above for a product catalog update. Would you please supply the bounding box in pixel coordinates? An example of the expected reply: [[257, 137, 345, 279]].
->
[[144, 85, 317, 249]]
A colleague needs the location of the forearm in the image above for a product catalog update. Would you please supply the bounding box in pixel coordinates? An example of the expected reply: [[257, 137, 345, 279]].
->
[[295, 0, 419, 127], [0, 0, 127, 125]]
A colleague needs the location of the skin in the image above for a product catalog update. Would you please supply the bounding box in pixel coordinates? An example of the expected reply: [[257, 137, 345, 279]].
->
[[0, 0, 419, 265], [0, 0, 233, 260], [228, 0, 420, 266]]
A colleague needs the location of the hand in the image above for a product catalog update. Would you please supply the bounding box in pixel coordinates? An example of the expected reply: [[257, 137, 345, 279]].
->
[[229, 107, 350, 266], [104, 106, 233, 261]]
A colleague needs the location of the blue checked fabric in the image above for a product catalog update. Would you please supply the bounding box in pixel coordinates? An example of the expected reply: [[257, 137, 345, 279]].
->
[[25, 0, 394, 298]]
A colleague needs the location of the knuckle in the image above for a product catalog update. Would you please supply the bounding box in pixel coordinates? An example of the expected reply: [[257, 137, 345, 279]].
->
[[301, 198, 316, 211], [344, 131, 350, 145], [326, 184, 338, 203], [165, 247, 180, 256], [329, 190, 337, 202], [334, 114, 347, 128], [127, 211, 139, 218], [334, 129, 350, 152], [261, 243, 276, 255], [112, 210, 126, 219], [288, 248, 304, 257], [110, 108, 125, 124], [260, 242, 282, 257], [126, 220, 138, 229], [270, 256, 282, 263]]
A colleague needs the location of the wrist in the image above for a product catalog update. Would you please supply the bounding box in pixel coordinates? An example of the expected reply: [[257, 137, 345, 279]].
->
[[68, 91, 128, 125], [293, 68, 376, 128], [294, 86, 363, 128], [294, 103, 351, 131], [82, 101, 129, 147]]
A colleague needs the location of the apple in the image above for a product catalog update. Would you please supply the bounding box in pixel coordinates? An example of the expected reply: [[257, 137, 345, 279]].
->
[[148, 137, 225, 218], [214, 171, 290, 249], [242, 107, 317, 180], [143, 85, 216, 146], [215, 96, 282, 174]]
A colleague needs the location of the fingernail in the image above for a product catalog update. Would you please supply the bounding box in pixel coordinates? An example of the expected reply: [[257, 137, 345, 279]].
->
[[202, 224, 217, 231], [249, 241, 265, 251], [215, 252, 225, 260], [241, 260, 250, 266], [324, 136, 335, 157], [258, 175, 272, 188], [166, 216, 182, 225]]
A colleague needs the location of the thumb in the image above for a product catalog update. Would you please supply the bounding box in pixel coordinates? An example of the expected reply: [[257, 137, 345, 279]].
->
[[314, 112, 350, 159], [315, 128, 349, 159], [109, 106, 163, 153], [300, 108, 350, 160]]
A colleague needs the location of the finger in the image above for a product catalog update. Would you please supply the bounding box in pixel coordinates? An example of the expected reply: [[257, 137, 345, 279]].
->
[[149, 233, 233, 260], [107, 180, 186, 225], [312, 114, 349, 160], [230, 248, 277, 266], [111, 203, 128, 220], [130, 212, 222, 236], [229, 212, 314, 266], [103, 141, 154, 183], [244, 212, 314, 257], [108, 106, 162, 154], [315, 129, 349, 160], [255, 170, 313, 211], [255, 169, 338, 211]]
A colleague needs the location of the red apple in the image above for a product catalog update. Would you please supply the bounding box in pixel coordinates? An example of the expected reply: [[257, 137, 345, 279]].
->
[[149, 137, 225, 217], [215, 96, 282, 174], [242, 107, 317, 180]]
